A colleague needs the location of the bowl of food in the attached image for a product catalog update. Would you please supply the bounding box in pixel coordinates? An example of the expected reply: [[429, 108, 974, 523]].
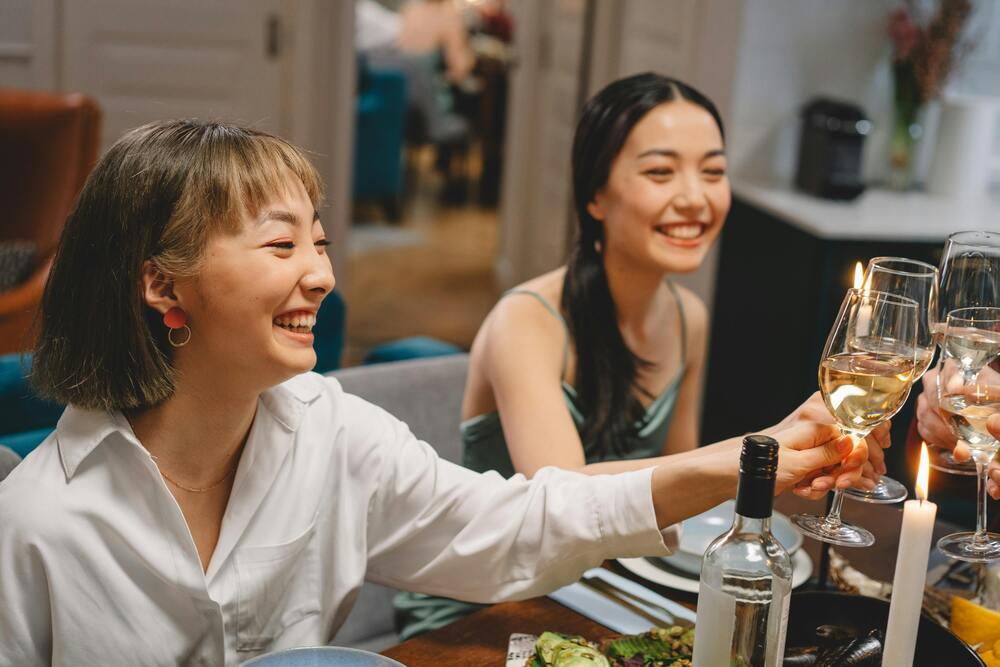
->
[[785, 592, 984, 666], [664, 500, 803, 575], [241, 647, 406, 667]]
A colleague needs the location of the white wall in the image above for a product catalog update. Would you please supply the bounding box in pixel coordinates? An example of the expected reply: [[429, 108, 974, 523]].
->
[[727, 0, 1000, 187]]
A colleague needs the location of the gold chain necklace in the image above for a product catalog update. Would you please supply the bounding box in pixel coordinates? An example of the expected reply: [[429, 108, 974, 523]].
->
[[151, 456, 239, 493]]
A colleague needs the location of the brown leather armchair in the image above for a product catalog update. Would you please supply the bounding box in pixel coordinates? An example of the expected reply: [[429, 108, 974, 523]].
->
[[0, 89, 101, 354]]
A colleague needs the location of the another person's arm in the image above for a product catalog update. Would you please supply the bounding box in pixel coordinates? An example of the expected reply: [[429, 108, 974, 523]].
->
[[441, 6, 474, 82]]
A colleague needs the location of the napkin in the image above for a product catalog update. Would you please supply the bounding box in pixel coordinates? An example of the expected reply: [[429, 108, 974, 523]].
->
[[506, 633, 537, 667], [547, 567, 696, 635]]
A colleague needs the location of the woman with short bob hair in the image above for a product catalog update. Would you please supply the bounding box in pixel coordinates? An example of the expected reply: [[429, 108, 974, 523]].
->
[[0, 118, 860, 666]]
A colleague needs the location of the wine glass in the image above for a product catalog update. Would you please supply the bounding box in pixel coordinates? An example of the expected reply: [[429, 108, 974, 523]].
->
[[845, 257, 938, 503], [936, 307, 1000, 562], [791, 289, 919, 547], [929, 231, 1000, 474]]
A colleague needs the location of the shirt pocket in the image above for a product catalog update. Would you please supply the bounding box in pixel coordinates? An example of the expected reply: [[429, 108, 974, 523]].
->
[[235, 517, 321, 651]]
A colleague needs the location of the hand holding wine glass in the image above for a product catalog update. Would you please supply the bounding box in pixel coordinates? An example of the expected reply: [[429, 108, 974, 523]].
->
[[936, 307, 1000, 562], [791, 288, 920, 547], [763, 392, 888, 495], [928, 231, 1000, 473]]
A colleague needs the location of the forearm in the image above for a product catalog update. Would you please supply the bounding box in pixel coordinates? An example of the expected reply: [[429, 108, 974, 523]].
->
[[650, 442, 739, 529], [575, 437, 739, 476]]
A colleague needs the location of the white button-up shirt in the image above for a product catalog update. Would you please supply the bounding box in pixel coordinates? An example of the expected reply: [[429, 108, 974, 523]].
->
[[0, 373, 677, 666]]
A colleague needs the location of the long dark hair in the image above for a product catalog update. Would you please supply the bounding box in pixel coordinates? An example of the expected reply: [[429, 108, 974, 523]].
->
[[562, 73, 724, 459]]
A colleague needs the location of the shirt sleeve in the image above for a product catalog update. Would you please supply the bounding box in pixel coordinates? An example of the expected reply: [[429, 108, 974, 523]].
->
[[0, 484, 54, 667], [346, 394, 679, 603]]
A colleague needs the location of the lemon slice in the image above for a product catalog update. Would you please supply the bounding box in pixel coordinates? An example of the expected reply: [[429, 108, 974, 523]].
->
[[952, 596, 1000, 653]]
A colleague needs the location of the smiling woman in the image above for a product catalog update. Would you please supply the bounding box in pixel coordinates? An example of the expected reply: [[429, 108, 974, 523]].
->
[[31, 121, 327, 412], [394, 73, 885, 639]]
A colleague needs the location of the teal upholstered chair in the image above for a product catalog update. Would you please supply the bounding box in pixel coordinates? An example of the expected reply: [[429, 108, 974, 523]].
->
[[353, 56, 408, 222], [0, 354, 61, 457]]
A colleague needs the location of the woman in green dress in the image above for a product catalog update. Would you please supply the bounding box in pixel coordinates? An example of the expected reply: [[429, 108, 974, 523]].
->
[[396, 72, 889, 638]]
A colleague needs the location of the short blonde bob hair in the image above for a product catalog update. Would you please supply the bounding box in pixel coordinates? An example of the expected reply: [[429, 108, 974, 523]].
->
[[32, 119, 323, 411]]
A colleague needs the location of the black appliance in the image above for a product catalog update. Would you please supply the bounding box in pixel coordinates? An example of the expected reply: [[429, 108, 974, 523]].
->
[[795, 98, 870, 200]]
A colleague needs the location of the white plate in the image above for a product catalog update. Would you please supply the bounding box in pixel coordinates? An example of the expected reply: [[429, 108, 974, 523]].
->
[[618, 549, 813, 594], [664, 500, 804, 575]]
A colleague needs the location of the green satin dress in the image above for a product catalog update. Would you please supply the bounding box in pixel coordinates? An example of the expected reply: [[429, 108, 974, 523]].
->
[[393, 284, 687, 640]]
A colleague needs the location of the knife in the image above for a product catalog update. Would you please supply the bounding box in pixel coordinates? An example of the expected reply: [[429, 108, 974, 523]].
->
[[579, 575, 694, 629]]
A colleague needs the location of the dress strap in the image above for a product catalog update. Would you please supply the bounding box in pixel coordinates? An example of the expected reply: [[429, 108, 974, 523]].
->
[[503, 289, 570, 380], [665, 281, 687, 362]]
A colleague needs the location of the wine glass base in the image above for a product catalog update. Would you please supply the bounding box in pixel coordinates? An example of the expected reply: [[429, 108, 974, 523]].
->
[[790, 513, 875, 547], [928, 444, 979, 476], [937, 532, 1000, 563], [844, 476, 908, 504]]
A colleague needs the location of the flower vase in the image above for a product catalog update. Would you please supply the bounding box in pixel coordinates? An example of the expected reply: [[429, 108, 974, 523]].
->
[[887, 104, 924, 191]]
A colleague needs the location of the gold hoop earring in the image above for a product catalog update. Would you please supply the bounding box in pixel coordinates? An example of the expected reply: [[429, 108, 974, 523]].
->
[[168, 325, 191, 348]]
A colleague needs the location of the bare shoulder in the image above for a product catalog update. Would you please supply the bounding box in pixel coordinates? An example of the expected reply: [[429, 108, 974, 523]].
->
[[478, 268, 568, 370]]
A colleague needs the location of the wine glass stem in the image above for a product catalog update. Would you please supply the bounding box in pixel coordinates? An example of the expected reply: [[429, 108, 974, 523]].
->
[[975, 458, 988, 547], [825, 490, 846, 528], [824, 428, 869, 527]]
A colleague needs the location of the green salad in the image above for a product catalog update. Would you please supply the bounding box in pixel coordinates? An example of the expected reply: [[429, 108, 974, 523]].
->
[[528, 626, 694, 667]]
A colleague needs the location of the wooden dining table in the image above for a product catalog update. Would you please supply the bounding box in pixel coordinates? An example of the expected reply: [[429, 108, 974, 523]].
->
[[382, 493, 968, 666]]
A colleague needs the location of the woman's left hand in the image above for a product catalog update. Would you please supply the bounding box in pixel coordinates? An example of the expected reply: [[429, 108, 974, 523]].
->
[[769, 422, 858, 499], [766, 392, 888, 497]]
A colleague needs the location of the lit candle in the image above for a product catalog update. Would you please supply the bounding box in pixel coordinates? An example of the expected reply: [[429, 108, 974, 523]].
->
[[854, 261, 872, 337], [883, 443, 938, 667]]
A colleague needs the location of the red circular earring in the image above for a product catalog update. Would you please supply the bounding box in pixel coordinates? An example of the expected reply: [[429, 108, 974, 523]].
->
[[163, 307, 187, 329], [163, 307, 191, 347]]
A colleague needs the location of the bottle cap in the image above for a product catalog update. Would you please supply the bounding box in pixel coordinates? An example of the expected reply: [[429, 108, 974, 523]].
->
[[740, 435, 779, 479], [736, 435, 779, 519]]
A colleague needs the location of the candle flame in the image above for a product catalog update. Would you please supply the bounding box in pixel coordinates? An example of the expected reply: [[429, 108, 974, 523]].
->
[[853, 262, 864, 290], [916, 442, 931, 501]]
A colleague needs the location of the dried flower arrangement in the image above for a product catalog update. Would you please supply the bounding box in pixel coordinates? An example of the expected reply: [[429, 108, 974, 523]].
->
[[886, 0, 972, 188]]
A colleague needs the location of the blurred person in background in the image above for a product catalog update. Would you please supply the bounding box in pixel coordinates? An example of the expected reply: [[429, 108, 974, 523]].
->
[[396, 0, 474, 83]]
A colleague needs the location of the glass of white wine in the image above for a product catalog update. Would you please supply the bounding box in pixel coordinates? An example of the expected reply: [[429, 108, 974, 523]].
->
[[936, 307, 1000, 562], [930, 231, 1000, 475], [791, 288, 919, 547], [845, 257, 938, 503]]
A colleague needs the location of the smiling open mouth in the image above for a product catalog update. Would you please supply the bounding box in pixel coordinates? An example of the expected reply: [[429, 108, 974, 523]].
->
[[273, 312, 316, 334], [654, 223, 707, 240]]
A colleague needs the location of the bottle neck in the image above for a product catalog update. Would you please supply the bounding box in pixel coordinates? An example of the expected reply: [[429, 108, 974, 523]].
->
[[731, 513, 772, 536], [734, 472, 776, 520]]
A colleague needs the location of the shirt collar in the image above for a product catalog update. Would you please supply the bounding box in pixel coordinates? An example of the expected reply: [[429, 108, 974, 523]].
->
[[56, 406, 142, 479], [55, 372, 326, 480], [258, 372, 325, 431]]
